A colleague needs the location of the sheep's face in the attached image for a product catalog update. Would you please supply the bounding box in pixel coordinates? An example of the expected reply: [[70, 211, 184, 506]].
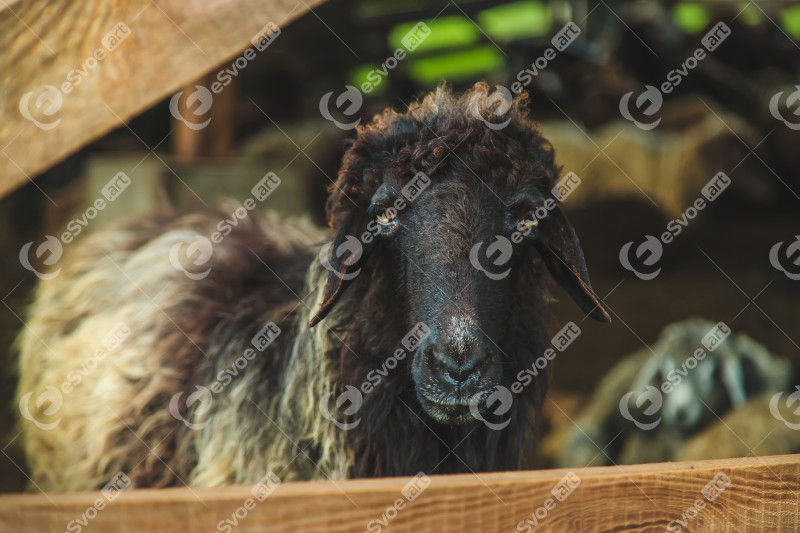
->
[[311, 83, 611, 426], [636, 326, 755, 432], [395, 176, 524, 424], [386, 173, 609, 424], [313, 167, 610, 426]]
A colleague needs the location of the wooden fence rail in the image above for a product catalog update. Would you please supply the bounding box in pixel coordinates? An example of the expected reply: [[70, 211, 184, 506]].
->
[[0, 0, 324, 199], [0, 455, 798, 532]]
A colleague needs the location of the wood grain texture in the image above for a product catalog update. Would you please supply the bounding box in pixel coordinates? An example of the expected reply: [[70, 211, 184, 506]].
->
[[0, 455, 798, 532], [0, 0, 323, 198]]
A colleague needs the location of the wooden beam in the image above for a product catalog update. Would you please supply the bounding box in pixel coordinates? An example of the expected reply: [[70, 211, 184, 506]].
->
[[1, 455, 798, 532], [0, 0, 323, 199], [172, 73, 238, 164]]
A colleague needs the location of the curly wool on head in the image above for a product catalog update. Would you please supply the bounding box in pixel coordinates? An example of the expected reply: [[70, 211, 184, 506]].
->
[[328, 83, 560, 230], [16, 83, 608, 491]]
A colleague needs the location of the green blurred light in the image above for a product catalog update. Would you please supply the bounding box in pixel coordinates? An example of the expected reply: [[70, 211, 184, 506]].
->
[[478, 1, 552, 41], [738, 2, 761, 26], [781, 5, 800, 39], [349, 64, 388, 96], [408, 46, 505, 84], [388, 16, 479, 53], [673, 3, 710, 34]]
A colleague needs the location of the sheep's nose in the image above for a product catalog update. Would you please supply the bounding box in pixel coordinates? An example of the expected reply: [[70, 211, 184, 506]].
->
[[425, 324, 492, 384], [432, 347, 490, 383], [419, 316, 493, 384]]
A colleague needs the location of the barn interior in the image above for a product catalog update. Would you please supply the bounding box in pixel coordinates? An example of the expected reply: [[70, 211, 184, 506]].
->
[[1, 0, 800, 494]]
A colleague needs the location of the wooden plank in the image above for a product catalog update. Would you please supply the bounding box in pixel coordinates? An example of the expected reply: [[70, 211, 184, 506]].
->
[[0, 0, 323, 198], [0, 455, 798, 532], [172, 73, 237, 164]]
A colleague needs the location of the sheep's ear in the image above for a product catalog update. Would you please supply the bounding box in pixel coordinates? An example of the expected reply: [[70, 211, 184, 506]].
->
[[534, 207, 611, 323], [308, 215, 375, 327]]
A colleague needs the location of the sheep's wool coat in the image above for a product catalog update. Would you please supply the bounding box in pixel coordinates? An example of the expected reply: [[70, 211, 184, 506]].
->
[[17, 211, 351, 490]]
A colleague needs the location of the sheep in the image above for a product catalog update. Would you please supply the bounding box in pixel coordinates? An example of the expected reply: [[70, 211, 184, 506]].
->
[[16, 83, 610, 491], [676, 390, 800, 461], [556, 318, 792, 467]]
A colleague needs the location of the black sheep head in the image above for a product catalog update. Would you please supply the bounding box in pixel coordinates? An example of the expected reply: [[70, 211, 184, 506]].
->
[[311, 83, 609, 425]]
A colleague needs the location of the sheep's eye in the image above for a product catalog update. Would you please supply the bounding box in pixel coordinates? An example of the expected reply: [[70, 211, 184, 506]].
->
[[520, 210, 539, 227], [376, 209, 397, 226]]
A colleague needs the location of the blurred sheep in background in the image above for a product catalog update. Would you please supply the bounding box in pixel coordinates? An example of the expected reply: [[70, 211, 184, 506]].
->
[[552, 319, 795, 467]]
